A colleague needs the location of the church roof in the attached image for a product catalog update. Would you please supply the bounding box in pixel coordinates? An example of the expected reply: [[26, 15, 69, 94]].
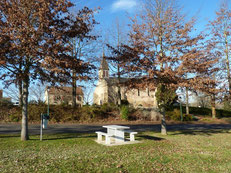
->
[[103, 77, 156, 90], [100, 56, 109, 70], [104, 77, 128, 85]]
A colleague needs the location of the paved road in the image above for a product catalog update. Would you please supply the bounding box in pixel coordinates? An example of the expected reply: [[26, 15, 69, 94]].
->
[[1, 123, 231, 135]]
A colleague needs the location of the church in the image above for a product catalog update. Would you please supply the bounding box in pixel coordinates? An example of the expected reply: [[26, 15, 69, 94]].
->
[[93, 56, 158, 108]]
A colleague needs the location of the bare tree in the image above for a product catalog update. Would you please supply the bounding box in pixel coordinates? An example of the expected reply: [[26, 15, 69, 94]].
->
[[208, 1, 231, 99], [82, 83, 95, 105], [69, 9, 99, 108], [196, 92, 211, 108], [29, 84, 45, 103], [106, 19, 130, 105], [4, 85, 19, 103]]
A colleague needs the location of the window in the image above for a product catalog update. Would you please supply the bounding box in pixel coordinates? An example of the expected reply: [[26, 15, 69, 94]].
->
[[103, 70, 108, 78], [147, 88, 150, 96], [76, 95, 82, 101], [55, 96, 61, 101]]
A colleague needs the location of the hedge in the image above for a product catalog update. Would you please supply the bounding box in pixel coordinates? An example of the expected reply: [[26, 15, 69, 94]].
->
[[1, 103, 230, 123]]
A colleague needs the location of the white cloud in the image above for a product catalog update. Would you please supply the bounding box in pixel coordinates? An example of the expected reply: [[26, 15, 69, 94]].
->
[[111, 0, 137, 11]]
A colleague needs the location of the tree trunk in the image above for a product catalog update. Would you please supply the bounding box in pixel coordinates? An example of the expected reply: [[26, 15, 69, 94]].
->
[[72, 38, 78, 108], [18, 79, 22, 107], [211, 94, 216, 118], [117, 63, 121, 106], [117, 86, 121, 105], [18, 61, 23, 107], [21, 77, 29, 141], [72, 70, 77, 108], [186, 87, 189, 115], [161, 107, 167, 135], [224, 32, 231, 99]]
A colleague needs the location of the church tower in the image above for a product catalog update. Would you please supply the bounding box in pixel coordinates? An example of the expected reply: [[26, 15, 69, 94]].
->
[[99, 53, 109, 79]]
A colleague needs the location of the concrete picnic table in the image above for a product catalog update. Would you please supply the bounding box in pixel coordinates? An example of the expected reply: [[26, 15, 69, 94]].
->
[[102, 125, 130, 143]]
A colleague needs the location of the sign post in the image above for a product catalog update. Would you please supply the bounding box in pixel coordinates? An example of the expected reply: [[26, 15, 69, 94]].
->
[[40, 113, 50, 141], [177, 95, 184, 122], [40, 87, 50, 141], [40, 113, 43, 141], [180, 101, 183, 121]]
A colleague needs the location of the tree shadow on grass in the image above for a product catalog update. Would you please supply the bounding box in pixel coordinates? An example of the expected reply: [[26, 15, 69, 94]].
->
[[139, 135, 165, 141], [38, 133, 97, 141], [171, 129, 231, 136], [0, 135, 20, 138]]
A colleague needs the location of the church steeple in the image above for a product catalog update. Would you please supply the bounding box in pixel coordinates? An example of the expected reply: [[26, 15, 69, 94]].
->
[[99, 53, 109, 79]]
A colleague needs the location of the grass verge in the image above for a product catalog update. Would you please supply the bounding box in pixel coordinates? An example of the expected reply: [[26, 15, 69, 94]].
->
[[0, 130, 231, 172]]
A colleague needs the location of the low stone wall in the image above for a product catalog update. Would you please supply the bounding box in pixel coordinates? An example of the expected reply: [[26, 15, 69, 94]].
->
[[137, 108, 162, 121]]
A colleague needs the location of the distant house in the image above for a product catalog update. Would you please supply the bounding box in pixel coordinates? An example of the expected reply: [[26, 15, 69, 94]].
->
[[44, 86, 83, 107], [0, 89, 11, 102]]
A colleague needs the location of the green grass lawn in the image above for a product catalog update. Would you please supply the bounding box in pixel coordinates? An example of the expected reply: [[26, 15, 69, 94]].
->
[[1, 130, 231, 173]]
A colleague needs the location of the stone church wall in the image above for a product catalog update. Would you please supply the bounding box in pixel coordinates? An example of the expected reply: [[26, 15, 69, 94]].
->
[[93, 80, 109, 105], [126, 89, 158, 108]]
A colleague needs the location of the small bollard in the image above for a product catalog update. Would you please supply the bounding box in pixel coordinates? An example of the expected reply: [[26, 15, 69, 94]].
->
[[40, 113, 50, 141], [42, 114, 49, 129]]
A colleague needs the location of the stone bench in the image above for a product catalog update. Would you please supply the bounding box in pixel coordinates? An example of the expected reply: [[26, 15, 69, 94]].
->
[[95, 131, 113, 145], [124, 130, 138, 141]]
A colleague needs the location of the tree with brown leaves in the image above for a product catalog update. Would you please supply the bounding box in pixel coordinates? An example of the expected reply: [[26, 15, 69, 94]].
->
[[116, 0, 217, 135], [0, 0, 95, 140], [208, 1, 231, 106]]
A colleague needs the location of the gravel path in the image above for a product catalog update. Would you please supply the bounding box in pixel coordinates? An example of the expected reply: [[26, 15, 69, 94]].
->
[[1, 123, 231, 135]]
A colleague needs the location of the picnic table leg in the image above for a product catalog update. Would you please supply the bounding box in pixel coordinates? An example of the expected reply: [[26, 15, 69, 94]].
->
[[130, 134, 135, 141], [115, 130, 124, 143], [105, 136, 111, 145], [97, 134, 102, 142]]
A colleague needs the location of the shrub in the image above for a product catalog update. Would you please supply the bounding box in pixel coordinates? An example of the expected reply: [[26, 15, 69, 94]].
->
[[9, 113, 20, 122], [128, 109, 143, 121], [216, 109, 231, 118], [189, 107, 211, 116], [79, 104, 116, 121], [172, 106, 231, 118], [166, 109, 180, 120], [120, 106, 129, 120], [223, 100, 231, 111], [28, 104, 47, 121], [0, 99, 13, 107], [166, 109, 193, 121], [171, 106, 212, 116], [101, 103, 111, 112], [121, 100, 129, 106], [0, 106, 21, 122], [49, 105, 77, 122], [183, 114, 193, 121]]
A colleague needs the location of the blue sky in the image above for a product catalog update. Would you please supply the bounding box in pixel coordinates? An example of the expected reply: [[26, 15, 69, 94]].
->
[[71, 0, 225, 34]]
